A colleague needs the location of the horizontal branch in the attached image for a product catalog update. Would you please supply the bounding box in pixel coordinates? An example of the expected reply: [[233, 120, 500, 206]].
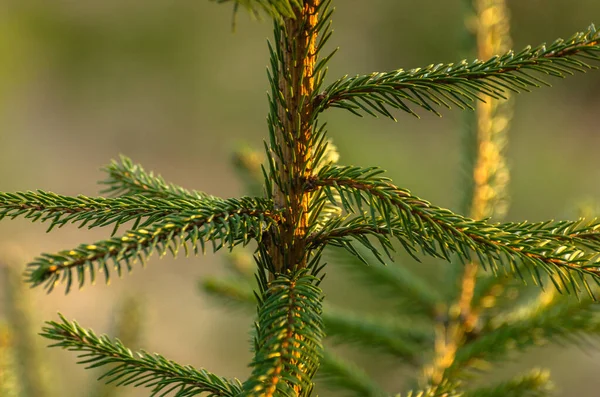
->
[[453, 292, 600, 374], [25, 197, 279, 293], [307, 166, 600, 295], [42, 314, 243, 397], [325, 246, 441, 317], [201, 276, 257, 309], [314, 24, 599, 119], [461, 368, 553, 397], [210, 0, 302, 22], [101, 156, 208, 200], [317, 351, 387, 397], [324, 306, 431, 364], [0, 190, 205, 234]]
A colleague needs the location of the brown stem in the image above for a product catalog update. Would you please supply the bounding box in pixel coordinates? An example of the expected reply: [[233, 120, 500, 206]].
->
[[270, 1, 320, 275]]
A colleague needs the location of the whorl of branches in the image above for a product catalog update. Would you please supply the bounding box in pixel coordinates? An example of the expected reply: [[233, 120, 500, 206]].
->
[[1, 2, 599, 396]]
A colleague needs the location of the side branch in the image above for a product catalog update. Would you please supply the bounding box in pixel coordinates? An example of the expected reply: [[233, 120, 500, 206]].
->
[[461, 369, 552, 397], [307, 166, 600, 294], [317, 351, 387, 397], [26, 197, 280, 293], [452, 292, 600, 376], [0, 190, 204, 234], [314, 24, 599, 118], [210, 0, 302, 22], [42, 314, 243, 397], [101, 156, 208, 200]]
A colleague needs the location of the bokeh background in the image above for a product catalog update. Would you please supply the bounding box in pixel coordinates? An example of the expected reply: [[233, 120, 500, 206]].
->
[[1, 1, 599, 396]]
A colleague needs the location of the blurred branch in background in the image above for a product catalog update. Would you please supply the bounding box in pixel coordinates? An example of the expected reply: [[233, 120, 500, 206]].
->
[[1, 245, 54, 397], [90, 295, 145, 397], [0, 322, 21, 397], [428, 0, 514, 387], [0, 244, 146, 397]]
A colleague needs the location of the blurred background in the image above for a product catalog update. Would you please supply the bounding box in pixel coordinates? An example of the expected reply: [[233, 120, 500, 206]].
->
[[0, 0, 599, 396]]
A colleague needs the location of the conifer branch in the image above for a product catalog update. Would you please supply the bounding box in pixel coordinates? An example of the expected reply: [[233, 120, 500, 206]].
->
[[307, 166, 600, 294], [470, 218, 600, 303], [91, 296, 145, 397], [233, 147, 267, 197], [202, 276, 257, 308], [449, 0, 514, 322], [461, 368, 553, 397], [452, 291, 600, 375], [211, 0, 303, 22], [395, 391, 459, 397], [309, 216, 422, 264], [429, 3, 515, 389], [314, 24, 599, 119], [0, 190, 206, 235], [41, 314, 243, 397], [244, 272, 324, 396], [324, 307, 431, 364], [470, 270, 517, 312], [317, 351, 387, 397], [25, 197, 279, 293], [101, 156, 208, 200], [325, 247, 440, 317], [1, 1, 598, 395], [500, 219, 600, 251]]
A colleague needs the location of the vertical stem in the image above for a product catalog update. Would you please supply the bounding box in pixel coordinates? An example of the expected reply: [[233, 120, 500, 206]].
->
[[270, 1, 320, 275], [251, 4, 325, 394]]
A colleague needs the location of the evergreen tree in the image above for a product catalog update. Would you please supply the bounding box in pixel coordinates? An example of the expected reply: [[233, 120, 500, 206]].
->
[[1, 1, 600, 396]]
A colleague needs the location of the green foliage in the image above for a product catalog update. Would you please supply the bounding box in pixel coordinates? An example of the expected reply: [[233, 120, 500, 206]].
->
[[317, 351, 387, 397], [0, 323, 21, 397], [91, 296, 145, 397], [244, 272, 324, 396], [211, 0, 303, 22], [309, 165, 600, 295], [323, 307, 431, 363], [19, 183, 278, 293], [325, 247, 440, 317], [41, 314, 243, 397], [452, 290, 600, 373], [461, 369, 553, 397], [315, 24, 599, 119], [0, 190, 205, 233], [1, 1, 599, 396], [1, 260, 53, 397], [1, 250, 147, 397], [101, 156, 209, 200]]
